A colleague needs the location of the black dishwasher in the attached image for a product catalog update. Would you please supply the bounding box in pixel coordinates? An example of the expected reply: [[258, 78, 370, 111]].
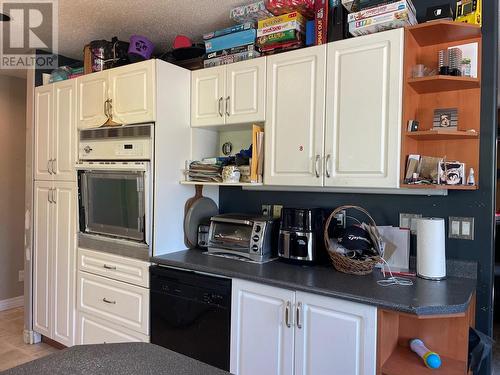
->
[[150, 265, 231, 371]]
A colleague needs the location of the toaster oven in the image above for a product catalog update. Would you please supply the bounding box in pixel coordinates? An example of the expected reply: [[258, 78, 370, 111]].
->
[[207, 214, 279, 263]]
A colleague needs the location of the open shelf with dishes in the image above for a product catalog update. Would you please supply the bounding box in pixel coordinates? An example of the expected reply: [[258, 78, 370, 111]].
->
[[400, 21, 482, 191]]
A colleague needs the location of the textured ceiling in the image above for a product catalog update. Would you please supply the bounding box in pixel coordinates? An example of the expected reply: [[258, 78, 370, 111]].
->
[[57, 0, 246, 61]]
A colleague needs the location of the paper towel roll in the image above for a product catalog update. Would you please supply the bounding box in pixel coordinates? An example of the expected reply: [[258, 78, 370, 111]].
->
[[416, 218, 446, 280]]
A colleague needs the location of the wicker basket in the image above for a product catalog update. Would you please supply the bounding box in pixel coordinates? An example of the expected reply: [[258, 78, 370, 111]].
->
[[324, 205, 382, 276]]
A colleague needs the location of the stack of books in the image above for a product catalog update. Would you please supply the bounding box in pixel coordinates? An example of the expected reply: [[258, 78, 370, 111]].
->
[[203, 23, 260, 68], [347, 0, 417, 37], [256, 11, 306, 55]]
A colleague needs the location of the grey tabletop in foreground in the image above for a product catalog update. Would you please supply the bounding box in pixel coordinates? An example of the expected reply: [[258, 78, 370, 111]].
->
[[152, 249, 477, 316], [1, 343, 230, 375]]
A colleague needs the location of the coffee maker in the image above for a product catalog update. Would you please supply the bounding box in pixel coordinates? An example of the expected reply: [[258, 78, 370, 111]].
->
[[278, 208, 326, 263]]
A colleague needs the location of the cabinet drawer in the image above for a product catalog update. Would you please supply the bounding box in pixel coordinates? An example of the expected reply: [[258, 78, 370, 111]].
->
[[78, 271, 149, 335], [78, 248, 149, 288], [77, 312, 149, 345]]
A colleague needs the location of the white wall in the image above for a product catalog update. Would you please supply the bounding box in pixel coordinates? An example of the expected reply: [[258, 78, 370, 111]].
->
[[0, 75, 27, 301]]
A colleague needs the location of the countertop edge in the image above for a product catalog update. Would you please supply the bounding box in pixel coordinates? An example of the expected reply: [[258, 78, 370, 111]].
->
[[151, 256, 475, 317]]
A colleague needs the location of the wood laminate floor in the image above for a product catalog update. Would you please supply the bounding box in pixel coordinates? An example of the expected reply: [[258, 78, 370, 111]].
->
[[0, 307, 59, 371]]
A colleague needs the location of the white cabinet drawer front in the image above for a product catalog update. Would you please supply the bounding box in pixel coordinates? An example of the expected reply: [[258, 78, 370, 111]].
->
[[78, 272, 149, 335], [78, 312, 149, 345], [79, 248, 149, 287]]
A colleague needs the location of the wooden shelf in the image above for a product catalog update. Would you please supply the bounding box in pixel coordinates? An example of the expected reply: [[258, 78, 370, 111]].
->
[[381, 346, 466, 375], [401, 183, 478, 191], [407, 76, 480, 93], [180, 181, 263, 187], [406, 20, 481, 46], [405, 130, 479, 140]]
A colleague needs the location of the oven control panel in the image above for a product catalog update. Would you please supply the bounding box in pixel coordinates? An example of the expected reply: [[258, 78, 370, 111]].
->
[[79, 139, 151, 160]]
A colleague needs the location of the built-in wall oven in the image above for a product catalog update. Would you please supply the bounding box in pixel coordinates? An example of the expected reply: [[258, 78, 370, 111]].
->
[[77, 124, 153, 256]]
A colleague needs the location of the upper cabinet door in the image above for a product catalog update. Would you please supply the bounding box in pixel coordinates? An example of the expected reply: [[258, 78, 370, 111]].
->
[[226, 58, 266, 125], [34, 85, 53, 181], [264, 45, 327, 187], [109, 60, 156, 125], [191, 66, 225, 127], [77, 71, 109, 129], [325, 29, 403, 188], [52, 182, 77, 347], [231, 279, 295, 375], [33, 181, 53, 338], [295, 291, 377, 375], [53, 80, 77, 182]]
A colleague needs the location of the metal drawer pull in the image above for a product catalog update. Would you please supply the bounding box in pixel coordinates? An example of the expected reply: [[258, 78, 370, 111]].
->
[[218, 97, 223, 117], [325, 155, 331, 178], [52, 189, 56, 204], [103, 264, 116, 270], [52, 159, 56, 174], [285, 301, 291, 328], [102, 298, 116, 305], [47, 160, 52, 174], [225, 96, 230, 117], [315, 155, 321, 178], [296, 302, 302, 329]]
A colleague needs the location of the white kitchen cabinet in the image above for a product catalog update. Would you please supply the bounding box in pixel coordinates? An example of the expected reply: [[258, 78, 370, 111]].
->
[[33, 181, 52, 337], [226, 58, 266, 124], [77, 312, 149, 345], [191, 58, 266, 127], [109, 60, 156, 125], [264, 45, 327, 187], [77, 60, 155, 129], [33, 181, 77, 346], [231, 280, 377, 375], [34, 86, 53, 181], [230, 279, 295, 375], [294, 292, 377, 375], [77, 70, 109, 129], [34, 80, 77, 182], [325, 29, 403, 188], [191, 66, 224, 127]]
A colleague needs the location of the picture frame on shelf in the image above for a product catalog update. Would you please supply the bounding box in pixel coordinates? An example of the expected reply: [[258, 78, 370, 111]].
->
[[433, 108, 458, 130], [439, 161, 465, 185]]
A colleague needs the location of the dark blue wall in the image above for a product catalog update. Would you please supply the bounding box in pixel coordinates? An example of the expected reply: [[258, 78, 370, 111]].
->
[[219, 2, 498, 373]]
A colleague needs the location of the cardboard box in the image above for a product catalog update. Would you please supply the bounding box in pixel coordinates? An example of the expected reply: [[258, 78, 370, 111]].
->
[[347, 0, 415, 23], [257, 20, 304, 37], [315, 0, 328, 45], [349, 9, 417, 36], [257, 29, 303, 47], [258, 11, 306, 29], [204, 29, 257, 53], [203, 22, 255, 40]]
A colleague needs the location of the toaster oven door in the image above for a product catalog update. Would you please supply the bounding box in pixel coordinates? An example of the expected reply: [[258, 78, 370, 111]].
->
[[208, 221, 253, 255]]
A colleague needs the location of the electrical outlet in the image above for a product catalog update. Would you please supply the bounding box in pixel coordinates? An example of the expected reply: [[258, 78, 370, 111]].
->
[[335, 210, 346, 228], [273, 205, 283, 219], [262, 205, 272, 217], [18, 270, 24, 282], [399, 213, 422, 234], [449, 217, 474, 240]]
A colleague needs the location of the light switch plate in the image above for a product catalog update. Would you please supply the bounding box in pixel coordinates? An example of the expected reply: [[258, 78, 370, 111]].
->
[[273, 205, 283, 219], [399, 213, 422, 234], [449, 216, 474, 240]]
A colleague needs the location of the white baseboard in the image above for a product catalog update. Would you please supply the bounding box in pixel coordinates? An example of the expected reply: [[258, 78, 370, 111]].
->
[[0, 295, 24, 311]]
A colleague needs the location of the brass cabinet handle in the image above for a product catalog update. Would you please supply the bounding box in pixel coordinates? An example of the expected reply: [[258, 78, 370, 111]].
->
[[218, 97, 223, 117], [325, 154, 331, 178], [285, 301, 291, 328], [225, 96, 230, 117], [102, 298, 116, 305], [296, 302, 302, 329]]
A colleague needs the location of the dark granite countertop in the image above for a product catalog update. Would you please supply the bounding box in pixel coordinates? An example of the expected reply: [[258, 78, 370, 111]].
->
[[152, 250, 477, 316], [1, 343, 229, 375]]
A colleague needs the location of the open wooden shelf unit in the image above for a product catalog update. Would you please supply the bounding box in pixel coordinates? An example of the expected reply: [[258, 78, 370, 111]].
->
[[400, 21, 482, 191], [377, 295, 475, 375]]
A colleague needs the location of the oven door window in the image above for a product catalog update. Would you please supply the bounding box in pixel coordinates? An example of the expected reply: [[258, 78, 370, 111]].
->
[[209, 222, 252, 252], [82, 171, 145, 241]]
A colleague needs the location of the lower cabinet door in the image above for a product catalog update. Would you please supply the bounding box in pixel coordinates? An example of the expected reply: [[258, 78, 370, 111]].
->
[[230, 279, 295, 375], [294, 291, 377, 375], [77, 312, 149, 344]]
